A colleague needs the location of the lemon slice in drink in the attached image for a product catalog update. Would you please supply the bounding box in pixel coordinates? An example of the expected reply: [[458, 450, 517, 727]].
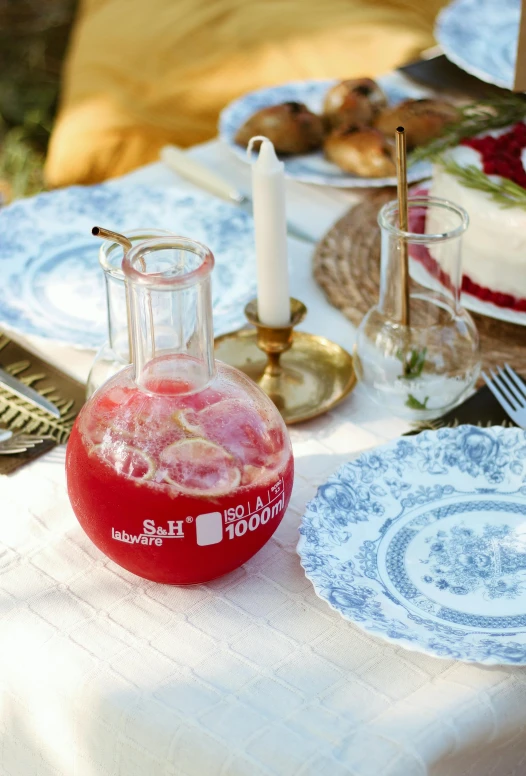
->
[[94, 444, 156, 481], [179, 398, 256, 433], [241, 464, 273, 488], [240, 449, 286, 487], [160, 438, 241, 496], [178, 399, 277, 465]]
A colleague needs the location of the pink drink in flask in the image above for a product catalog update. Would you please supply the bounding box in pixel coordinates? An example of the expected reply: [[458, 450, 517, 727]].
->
[[66, 236, 293, 584]]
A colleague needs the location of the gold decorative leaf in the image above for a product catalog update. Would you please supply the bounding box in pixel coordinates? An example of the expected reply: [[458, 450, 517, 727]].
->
[[0, 390, 75, 444], [0, 360, 79, 444], [8, 360, 31, 375], [410, 418, 514, 434]]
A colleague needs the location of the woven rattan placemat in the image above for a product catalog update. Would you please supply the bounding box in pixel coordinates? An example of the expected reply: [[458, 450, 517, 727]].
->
[[313, 190, 526, 371]]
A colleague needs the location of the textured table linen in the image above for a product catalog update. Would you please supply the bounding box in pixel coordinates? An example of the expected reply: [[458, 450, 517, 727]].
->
[[2, 140, 526, 776]]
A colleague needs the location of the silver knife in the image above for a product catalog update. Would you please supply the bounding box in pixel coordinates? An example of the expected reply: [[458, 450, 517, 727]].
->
[[0, 367, 61, 418], [160, 145, 316, 244]]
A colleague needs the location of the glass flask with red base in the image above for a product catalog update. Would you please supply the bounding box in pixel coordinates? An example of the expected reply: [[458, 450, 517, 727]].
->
[[66, 235, 294, 584]]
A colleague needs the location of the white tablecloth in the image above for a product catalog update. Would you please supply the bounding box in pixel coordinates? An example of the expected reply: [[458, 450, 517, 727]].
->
[[2, 139, 526, 776]]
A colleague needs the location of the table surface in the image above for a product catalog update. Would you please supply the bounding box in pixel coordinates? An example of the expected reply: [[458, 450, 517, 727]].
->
[[2, 121, 526, 776]]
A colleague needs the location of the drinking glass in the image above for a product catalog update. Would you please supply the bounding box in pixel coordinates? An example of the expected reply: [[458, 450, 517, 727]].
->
[[86, 229, 171, 398]]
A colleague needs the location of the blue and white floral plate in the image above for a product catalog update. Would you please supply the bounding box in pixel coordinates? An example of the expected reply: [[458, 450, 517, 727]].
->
[[0, 182, 256, 349], [298, 426, 526, 665], [219, 74, 432, 188], [436, 0, 520, 91]]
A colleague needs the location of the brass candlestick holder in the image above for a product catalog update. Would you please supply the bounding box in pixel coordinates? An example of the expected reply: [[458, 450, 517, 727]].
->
[[214, 297, 356, 424]]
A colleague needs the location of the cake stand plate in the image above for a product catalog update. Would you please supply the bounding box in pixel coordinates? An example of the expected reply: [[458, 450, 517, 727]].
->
[[409, 259, 526, 328]]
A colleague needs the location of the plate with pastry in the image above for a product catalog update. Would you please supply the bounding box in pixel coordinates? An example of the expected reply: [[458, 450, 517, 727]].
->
[[219, 73, 458, 187]]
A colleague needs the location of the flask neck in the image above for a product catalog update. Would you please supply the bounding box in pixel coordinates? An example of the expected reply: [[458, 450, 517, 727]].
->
[[377, 197, 468, 324], [123, 236, 215, 394]]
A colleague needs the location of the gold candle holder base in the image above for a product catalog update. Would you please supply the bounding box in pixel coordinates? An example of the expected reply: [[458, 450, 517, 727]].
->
[[214, 298, 356, 424]]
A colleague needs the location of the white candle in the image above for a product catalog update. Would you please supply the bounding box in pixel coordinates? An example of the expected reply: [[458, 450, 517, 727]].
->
[[248, 136, 290, 327]]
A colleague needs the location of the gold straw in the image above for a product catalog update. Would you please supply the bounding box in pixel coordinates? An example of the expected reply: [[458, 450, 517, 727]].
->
[[395, 127, 410, 328], [92, 226, 132, 252]]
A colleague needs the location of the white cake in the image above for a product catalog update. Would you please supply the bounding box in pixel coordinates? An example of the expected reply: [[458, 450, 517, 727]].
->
[[428, 127, 526, 310]]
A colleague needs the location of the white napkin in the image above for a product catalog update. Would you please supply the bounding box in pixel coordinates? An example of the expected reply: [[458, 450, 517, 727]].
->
[[123, 143, 355, 245]]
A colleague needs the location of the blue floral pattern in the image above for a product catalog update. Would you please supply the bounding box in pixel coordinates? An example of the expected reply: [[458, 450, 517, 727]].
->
[[422, 522, 526, 600], [436, 0, 519, 91], [0, 182, 257, 348], [219, 74, 432, 188], [297, 425, 526, 665]]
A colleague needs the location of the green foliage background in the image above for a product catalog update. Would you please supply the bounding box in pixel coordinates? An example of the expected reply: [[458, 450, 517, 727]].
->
[[0, 0, 77, 200]]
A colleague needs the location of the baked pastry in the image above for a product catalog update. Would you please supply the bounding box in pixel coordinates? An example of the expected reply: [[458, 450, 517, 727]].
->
[[324, 126, 395, 177], [374, 98, 459, 148], [323, 78, 387, 129], [234, 101, 325, 154], [427, 123, 526, 312]]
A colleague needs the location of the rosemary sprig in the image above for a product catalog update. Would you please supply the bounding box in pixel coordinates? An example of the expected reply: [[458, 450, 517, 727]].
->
[[395, 348, 429, 410], [440, 159, 526, 210], [396, 347, 427, 380], [410, 94, 526, 164], [399, 347, 427, 380], [405, 394, 429, 411]]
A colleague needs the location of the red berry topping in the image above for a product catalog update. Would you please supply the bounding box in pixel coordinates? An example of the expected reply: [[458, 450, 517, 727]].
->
[[461, 123, 526, 188]]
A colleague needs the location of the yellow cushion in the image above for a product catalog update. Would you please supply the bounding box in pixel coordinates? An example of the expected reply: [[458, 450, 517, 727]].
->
[[45, 0, 448, 187]]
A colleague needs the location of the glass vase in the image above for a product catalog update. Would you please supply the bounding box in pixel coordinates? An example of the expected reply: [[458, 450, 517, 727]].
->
[[66, 234, 294, 585], [354, 196, 480, 420]]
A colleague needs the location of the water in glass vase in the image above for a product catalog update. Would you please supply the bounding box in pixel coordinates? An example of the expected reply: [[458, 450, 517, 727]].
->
[[66, 236, 293, 584]]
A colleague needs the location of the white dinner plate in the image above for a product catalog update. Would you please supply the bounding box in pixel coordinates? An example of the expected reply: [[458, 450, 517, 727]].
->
[[219, 74, 433, 188], [436, 0, 520, 91], [0, 182, 257, 349], [298, 425, 526, 665]]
